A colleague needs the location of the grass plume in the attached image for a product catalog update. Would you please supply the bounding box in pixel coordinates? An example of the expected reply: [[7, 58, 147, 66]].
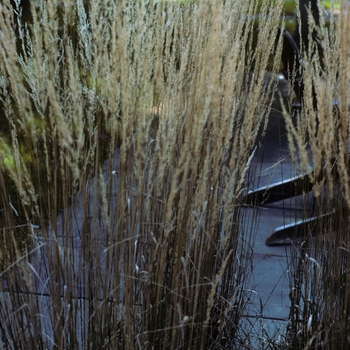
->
[[0, 0, 285, 348], [283, 1, 350, 348]]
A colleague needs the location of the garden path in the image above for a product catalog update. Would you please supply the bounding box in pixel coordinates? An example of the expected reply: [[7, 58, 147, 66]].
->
[[240, 74, 313, 344]]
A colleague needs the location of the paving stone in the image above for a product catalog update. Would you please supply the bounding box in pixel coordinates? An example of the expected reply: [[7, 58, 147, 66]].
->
[[240, 75, 313, 342]]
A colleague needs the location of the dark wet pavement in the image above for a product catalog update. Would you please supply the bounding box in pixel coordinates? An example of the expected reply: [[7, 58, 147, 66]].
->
[[240, 74, 314, 343]]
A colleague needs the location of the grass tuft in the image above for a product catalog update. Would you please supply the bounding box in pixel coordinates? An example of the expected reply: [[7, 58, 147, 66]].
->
[[0, 0, 289, 348]]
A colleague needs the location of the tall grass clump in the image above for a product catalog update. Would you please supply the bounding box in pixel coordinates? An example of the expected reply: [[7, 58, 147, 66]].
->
[[0, 0, 283, 348], [283, 1, 350, 348]]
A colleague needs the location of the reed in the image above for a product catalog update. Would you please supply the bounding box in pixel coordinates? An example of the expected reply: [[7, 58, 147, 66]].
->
[[283, 1, 350, 348], [0, 0, 285, 348]]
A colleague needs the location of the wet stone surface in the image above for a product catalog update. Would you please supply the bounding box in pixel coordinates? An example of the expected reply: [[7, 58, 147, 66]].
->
[[241, 74, 314, 341]]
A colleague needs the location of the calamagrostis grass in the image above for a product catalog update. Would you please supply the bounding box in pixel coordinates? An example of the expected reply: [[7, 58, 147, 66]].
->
[[284, 1, 350, 348], [0, 0, 284, 348]]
